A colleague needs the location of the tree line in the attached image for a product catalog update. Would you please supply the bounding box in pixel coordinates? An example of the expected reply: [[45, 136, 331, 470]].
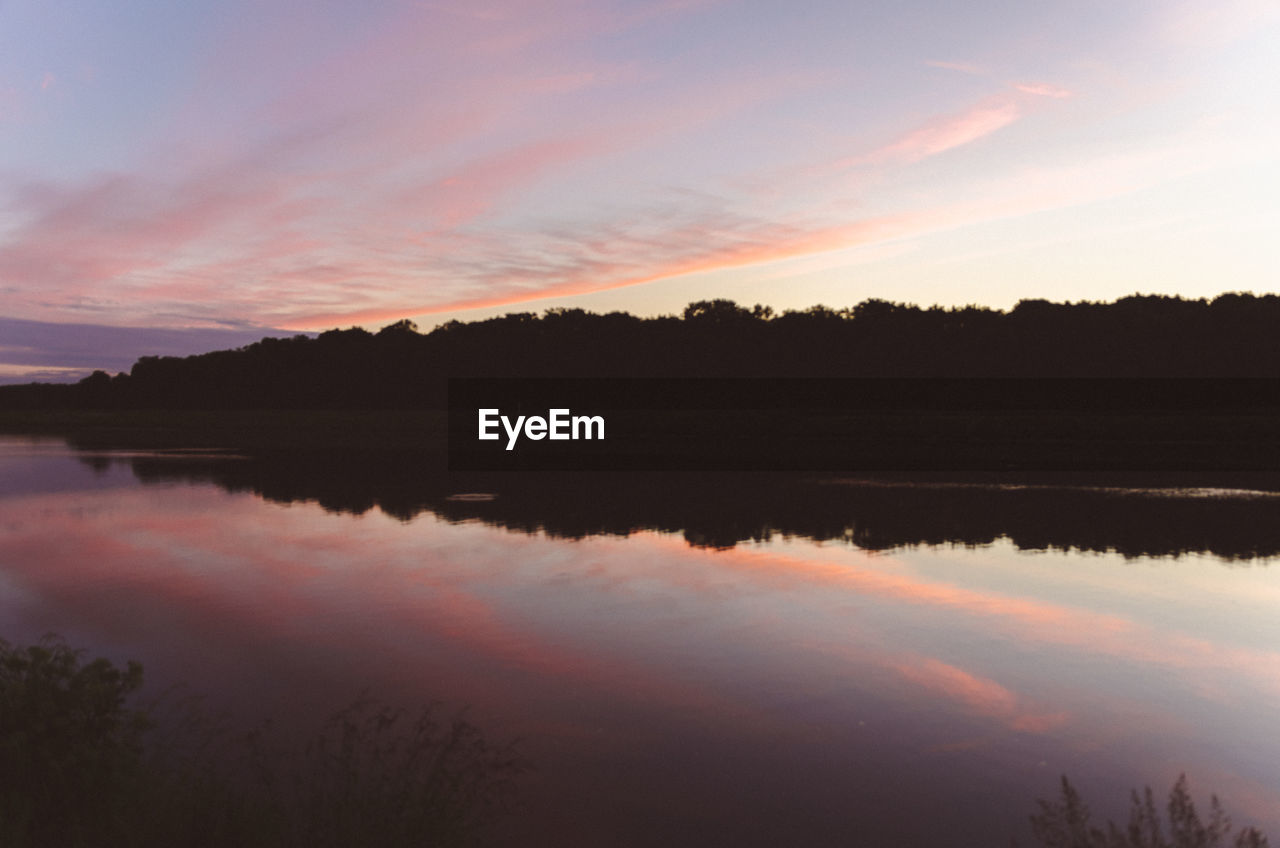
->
[[4, 292, 1280, 409]]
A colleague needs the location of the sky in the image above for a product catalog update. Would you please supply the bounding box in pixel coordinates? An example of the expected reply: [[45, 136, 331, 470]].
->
[[1, 0, 1278, 380]]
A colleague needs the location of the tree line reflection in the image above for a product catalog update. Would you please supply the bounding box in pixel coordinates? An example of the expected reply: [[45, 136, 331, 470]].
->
[[93, 451, 1280, 561]]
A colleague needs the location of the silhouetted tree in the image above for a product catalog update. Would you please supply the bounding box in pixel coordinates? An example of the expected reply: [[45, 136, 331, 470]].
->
[[376, 319, 419, 337]]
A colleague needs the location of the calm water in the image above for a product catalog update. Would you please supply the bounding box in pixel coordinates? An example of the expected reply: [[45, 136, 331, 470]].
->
[[2, 436, 1279, 845]]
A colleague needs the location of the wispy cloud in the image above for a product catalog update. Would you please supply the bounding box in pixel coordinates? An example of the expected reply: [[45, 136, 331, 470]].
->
[[0, 4, 814, 332], [890, 656, 1069, 733], [700, 544, 1280, 703], [1012, 81, 1073, 99], [1, 0, 1273, 340], [859, 97, 1022, 166], [286, 206, 924, 327], [284, 104, 1260, 328]]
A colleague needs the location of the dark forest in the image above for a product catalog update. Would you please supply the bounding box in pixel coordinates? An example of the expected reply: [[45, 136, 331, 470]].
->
[[4, 293, 1280, 410]]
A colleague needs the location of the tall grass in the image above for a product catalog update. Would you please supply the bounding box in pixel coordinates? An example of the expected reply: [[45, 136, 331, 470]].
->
[[1, 636, 525, 847], [1024, 774, 1270, 848]]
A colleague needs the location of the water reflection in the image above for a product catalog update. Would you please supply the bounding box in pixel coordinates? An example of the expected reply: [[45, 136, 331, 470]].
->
[[102, 449, 1280, 560], [2, 439, 1278, 845]]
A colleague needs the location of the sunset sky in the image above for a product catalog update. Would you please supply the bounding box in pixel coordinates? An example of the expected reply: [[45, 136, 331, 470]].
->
[[1, 0, 1278, 379]]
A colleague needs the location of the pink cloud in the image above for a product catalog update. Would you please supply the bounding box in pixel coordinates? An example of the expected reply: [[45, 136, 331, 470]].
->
[[6, 108, 1208, 333], [686, 543, 1280, 705], [388, 135, 607, 232], [0, 0, 1187, 337], [0, 0, 811, 331], [284, 209, 926, 327], [0, 483, 1076, 745], [858, 97, 1022, 166], [0, 485, 786, 737], [4, 0, 1043, 333], [1013, 82, 1074, 99], [780, 91, 1031, 190], [0, 168, 307, 321], [890, 656, 1069, 733]]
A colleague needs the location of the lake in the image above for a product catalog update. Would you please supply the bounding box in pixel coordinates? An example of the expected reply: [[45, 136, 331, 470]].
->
[[2, 435, 1278, 845]]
